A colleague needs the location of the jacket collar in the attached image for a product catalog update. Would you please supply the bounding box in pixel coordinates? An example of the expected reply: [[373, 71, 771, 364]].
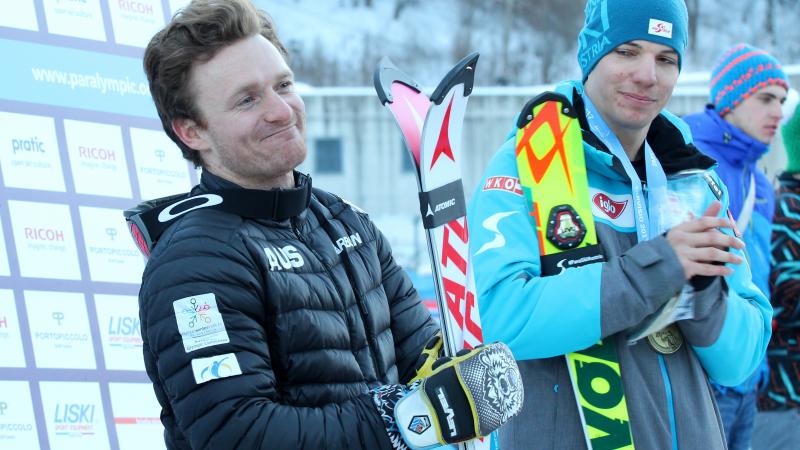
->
[[688, 105, 768, 166], [558, 81, 716, 177]]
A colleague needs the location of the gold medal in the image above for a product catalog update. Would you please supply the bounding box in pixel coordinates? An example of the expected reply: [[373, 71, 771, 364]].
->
[[647, 324, 683, 354]]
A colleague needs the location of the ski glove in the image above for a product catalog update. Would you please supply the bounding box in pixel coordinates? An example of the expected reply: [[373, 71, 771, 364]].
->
[[411, 331, 444, 382], [372, 342, 524, 450]]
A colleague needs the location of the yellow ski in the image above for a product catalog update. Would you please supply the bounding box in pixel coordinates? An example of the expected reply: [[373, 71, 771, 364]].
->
[[515, 92, 634, 450]]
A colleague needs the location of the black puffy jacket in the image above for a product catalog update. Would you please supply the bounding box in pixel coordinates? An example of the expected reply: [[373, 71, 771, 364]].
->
[[137, 171, 437, 450]]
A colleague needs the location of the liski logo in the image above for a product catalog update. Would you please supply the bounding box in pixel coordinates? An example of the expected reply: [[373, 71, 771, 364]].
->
[[264, 244, 304, 271], [53, 402, 96, 436], [593, 193, 628, 219], [107, 315, 142, 348]]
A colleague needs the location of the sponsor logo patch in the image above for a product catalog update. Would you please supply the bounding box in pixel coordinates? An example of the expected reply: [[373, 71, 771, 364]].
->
[[482, 176, 523, 196], [475, 211, 517, 255], [589, 188, 634, 228], [592, 193, 628, 219], [191, 353, 242, 384], [172, 293, 229, 353], [648, 19, 673, 38], [408, 415, 431, 435]]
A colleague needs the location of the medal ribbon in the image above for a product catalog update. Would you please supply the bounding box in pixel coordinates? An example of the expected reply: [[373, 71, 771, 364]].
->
[[581, 93, 668, 242]]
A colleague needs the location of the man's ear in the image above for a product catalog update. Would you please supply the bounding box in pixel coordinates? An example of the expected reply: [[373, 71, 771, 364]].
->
[[172, 118, 210, 152]]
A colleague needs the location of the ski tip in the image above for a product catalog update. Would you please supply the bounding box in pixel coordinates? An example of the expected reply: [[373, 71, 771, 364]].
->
[[373, 56, 422, 105], [515, 91, 576, 129], [429, 51, 480, 105]]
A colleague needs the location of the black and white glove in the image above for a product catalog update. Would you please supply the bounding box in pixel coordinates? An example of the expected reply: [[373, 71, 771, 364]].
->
[[373, 342, 523, 450]]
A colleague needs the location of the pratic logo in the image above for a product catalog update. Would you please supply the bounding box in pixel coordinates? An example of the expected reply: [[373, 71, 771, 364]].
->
[[53, 402, 96, 437], [264, 244, 304, 271], [118, 0, 155, 15], [107, 315, 142, 349], [11, 136, 45, 154], [78, 146, 116, 161], [24, 227, 65, 242], [592, 193, 628, 219]]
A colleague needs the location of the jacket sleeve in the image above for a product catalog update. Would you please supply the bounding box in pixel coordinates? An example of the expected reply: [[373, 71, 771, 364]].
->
[[468, 135, 685, 361], [369, 219, 439, 383], [140, 227, 393, 450], [677, 171, 773, 386]]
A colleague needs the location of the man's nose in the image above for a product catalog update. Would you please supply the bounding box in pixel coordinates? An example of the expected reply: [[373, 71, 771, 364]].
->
[[262, 90, 293, 123], [631, 57, 657, 86]]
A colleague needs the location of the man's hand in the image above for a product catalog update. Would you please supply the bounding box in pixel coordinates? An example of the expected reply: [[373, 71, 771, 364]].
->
[[665, 201, 744, 280], [372, 342, 523, 450]]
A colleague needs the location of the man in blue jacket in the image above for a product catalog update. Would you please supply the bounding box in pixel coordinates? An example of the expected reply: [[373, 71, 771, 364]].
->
[[468, 0, 773, 449], [683, 44, 789, 450]]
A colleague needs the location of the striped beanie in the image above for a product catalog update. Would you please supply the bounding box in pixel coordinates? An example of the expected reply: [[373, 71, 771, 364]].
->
[[709, 44, 789, 116], [577, 0, 688, 81]]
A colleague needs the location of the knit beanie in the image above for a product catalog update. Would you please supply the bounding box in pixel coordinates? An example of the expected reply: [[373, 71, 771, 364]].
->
[[577, 0, 689, 81], [709, 44, 789, 116], [783, 101, 800, 173]]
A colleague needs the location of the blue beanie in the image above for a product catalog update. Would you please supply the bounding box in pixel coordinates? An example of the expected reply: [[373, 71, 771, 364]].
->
[[577, 0, 689, 81], [709, 44, 789, 116]]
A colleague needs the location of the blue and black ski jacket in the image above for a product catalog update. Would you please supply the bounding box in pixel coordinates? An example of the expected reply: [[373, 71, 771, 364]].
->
[[684, 106, 774, 394], [468, 81, 772, 450]]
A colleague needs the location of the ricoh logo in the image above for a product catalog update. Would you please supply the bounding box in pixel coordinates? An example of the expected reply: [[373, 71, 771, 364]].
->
[[11, 137, 45, 154], [108, 315, 142, 348], [333, 232, 362, 255], [54, 403, 96, 436], [24, 227, 64, 242], [118, 0, 154, 14], [264, 245, 304, 271], [78, 146, 116, 161], [592, 193, 628, 219]]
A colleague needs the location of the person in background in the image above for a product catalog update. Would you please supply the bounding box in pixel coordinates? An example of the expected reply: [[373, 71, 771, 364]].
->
[[128, 1, 523, 449], [751, 94, 800, 450], [468, 0, 773, 448], [683, 43, 789, 450]]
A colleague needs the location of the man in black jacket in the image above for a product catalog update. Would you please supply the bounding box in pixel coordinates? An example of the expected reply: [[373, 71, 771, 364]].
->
[[130, 1, 522, 449]]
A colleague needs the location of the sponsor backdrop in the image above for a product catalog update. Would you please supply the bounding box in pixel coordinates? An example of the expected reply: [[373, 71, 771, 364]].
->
[[0, 1, 195, 449]]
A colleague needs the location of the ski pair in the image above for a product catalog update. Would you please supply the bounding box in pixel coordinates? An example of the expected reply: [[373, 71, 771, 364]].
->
[[374, 53, 488, 450], [515, 93, 635, 450]]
